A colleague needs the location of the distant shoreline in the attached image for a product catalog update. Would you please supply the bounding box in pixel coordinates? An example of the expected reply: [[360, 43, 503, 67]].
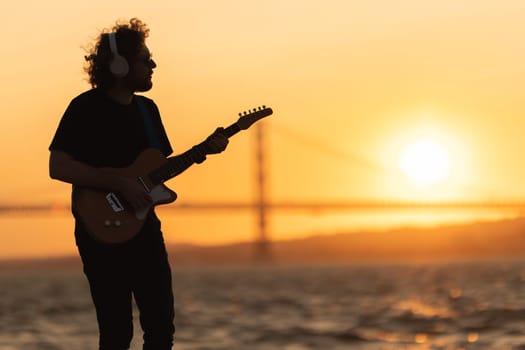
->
[[2, 217, 525, 269]]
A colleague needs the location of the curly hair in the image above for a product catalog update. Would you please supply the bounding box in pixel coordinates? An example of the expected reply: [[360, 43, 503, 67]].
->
[[84, 18, 150, 88]]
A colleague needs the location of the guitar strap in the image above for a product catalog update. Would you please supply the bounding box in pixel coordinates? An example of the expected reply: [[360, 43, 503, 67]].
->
[[136, 96, 163, 152]]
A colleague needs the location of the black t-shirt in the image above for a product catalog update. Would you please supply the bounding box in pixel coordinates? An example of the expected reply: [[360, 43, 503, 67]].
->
[[49, 89, 173, 167]]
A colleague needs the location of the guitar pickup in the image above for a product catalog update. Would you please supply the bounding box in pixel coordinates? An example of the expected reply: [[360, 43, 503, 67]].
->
[[106, 192, 125, 213]]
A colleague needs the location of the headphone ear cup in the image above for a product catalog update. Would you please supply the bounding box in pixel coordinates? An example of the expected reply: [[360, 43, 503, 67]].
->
[[109, 55, 129, 78]]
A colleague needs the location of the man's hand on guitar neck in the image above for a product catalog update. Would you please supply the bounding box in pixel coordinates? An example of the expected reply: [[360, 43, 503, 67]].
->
[[191, 128, 229, 164], [203, 127, 229, 154]]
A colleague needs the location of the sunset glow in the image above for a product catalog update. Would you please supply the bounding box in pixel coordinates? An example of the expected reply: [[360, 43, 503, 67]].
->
[[0, 0, 524, 258]]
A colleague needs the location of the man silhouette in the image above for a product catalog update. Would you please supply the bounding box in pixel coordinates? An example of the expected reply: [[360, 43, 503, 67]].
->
[[49, 18, 228, 349]]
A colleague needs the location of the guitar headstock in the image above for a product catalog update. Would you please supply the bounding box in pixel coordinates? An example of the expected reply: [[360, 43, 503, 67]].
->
[[237, 106, 273, 130]]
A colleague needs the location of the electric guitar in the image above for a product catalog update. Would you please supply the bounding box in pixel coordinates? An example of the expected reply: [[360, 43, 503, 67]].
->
[[73, 106, 273, 244]]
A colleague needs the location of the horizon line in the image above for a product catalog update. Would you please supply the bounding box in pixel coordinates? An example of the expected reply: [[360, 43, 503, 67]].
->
[[3, 200, 525, 213]]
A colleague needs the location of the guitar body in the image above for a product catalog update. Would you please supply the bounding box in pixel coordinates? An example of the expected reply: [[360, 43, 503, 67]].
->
[[73, 148, 177, 244]]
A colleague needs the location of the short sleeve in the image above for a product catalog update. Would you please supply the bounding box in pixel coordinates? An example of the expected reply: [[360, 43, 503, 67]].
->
[[49, 98, 88, 159]]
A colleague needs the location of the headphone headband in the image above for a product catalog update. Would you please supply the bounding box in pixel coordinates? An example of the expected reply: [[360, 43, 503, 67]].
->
[[108, 32, 119, 55]]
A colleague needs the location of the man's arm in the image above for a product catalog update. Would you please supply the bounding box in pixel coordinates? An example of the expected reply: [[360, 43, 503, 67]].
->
[[50, 150, 118, 189], [49, 150, 152, 210], [48, 127, 227, 209]]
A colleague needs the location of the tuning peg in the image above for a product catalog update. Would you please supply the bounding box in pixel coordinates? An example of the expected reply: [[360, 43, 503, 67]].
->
[[262, 105, 266, 109]]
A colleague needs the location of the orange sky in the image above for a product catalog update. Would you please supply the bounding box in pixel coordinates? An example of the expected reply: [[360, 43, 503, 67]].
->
[[1, 0, 524, 258]]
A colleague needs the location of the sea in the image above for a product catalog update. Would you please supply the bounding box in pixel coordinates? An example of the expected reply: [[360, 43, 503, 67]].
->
[[2, 260, 525, 350]]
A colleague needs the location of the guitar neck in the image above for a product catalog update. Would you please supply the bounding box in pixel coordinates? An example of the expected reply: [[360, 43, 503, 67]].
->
[[223, 123, 242, 138], [148, 121, 242, 185], [146, 105, 273, 186]]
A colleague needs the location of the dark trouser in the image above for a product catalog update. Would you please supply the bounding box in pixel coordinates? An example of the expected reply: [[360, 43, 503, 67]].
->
[[75, 214, 175, 350]]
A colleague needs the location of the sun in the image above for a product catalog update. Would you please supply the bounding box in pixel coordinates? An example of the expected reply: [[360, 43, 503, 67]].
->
[[398, 139, 451, 187]]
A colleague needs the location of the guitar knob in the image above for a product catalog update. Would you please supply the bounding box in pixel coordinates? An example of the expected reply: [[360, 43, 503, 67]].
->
[[104, 220, 111, 227], [114, 220, 121, 227]]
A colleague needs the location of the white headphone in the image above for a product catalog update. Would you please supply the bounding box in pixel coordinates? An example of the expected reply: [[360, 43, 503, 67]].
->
[[108, 32, 129, 78]]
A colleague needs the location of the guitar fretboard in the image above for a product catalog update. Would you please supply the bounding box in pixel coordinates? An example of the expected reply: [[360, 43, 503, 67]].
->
[[147, 122, 242, 186]]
